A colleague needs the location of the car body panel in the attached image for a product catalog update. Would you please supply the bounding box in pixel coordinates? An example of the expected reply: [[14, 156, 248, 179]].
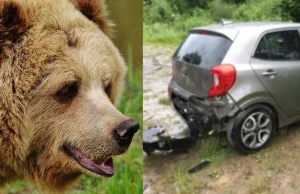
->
[[173, 61, 213, 98], [250, 58, 300, 118], [193, 22, 300, 40], [170, 21, 300, 131]]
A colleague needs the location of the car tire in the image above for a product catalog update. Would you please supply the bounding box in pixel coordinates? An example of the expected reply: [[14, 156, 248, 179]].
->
[[227, 104, 276, 154]]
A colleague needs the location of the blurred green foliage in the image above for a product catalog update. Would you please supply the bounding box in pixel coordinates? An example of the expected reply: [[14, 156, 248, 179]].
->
[[280, 0, 300, 22], [208, 0, 237, 21], [233, 0, 282, 21], [107, 0, 143, 70], [144, 0, 299, 45]]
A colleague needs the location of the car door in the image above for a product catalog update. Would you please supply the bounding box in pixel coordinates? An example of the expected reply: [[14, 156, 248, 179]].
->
[[250, 29, 300, 117]]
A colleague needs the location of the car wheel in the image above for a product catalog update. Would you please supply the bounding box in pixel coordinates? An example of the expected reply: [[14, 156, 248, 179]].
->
[[227, 105, 276, 154]]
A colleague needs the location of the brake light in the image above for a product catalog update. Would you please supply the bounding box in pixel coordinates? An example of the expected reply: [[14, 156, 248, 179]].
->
[[209, 64, 236, 97], [198, 30, 208, 34]]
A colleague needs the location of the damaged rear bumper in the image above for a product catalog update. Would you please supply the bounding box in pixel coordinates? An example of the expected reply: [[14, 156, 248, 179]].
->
[[169, 81, 240, 135], [143, 81, 240, 155]]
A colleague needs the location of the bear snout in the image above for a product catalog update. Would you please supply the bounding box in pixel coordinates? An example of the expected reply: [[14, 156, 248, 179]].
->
[[113, 119, 139, 148]]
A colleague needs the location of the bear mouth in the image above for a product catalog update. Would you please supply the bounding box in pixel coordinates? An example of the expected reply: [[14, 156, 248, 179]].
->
[[63, 144, 115, 177]]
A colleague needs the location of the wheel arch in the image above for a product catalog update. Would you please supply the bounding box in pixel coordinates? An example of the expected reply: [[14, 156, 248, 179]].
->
[[234, 93, 287, 128], [240, 102, 279, 131], [257, 103, 279, 130], [227, 102, 278, 153]]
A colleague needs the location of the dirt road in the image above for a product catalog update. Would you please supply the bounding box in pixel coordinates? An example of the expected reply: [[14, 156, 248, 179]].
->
[[143, 45, 300, 194]]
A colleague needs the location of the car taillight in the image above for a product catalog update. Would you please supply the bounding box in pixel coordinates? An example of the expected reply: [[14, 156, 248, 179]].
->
[[209, 64, 236, 97]]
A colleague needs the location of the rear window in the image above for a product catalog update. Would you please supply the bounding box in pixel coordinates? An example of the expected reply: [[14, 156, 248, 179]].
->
[[173, 32, 232, 68]]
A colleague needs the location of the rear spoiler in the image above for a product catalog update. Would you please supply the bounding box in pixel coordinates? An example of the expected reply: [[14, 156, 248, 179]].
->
[[189, 28, 238, 41]]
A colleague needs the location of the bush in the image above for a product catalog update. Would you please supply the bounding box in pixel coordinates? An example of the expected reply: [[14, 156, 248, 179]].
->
[[143, 0, 176, 24], [168, 0, 209, 14], [280, 0, 300, 22], [232, 0, 282, 21], [208, 0, 237, 21]]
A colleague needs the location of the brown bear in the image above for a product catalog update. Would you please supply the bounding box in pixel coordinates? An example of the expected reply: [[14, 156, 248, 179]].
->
[[0, 0, 139, 193]]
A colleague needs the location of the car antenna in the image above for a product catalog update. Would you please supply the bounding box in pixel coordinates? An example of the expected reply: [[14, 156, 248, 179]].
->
[[221, 18, 233, 25]]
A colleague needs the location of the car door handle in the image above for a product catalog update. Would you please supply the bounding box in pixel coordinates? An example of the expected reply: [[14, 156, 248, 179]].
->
[[262, 70, 277, 76]]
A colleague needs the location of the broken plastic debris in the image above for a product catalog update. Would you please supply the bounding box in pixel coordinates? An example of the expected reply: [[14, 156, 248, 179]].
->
[[143, 125, 197, 155], [188, 160, 210, 173], [143, 126, 165, 143]]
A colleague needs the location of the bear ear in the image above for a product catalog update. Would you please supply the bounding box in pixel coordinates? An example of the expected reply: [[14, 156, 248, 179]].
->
[[0, 0, 28, 55], [70, 0, 112, 34]]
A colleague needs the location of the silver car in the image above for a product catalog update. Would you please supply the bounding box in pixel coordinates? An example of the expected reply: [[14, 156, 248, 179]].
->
[[169, 21, 300, 153]]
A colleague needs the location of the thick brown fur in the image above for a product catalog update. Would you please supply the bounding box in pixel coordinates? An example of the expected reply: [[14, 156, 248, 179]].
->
[[0, 0, 130, 193], [69, 0, 113, 34], [0, 0, 28, 60]]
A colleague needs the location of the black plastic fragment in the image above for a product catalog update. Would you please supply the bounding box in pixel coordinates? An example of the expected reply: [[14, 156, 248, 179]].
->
[[143, 124, 200, 154], [143, 136, 197, 154], [188, 160, 210, 173], [143, 126, 165, 140]]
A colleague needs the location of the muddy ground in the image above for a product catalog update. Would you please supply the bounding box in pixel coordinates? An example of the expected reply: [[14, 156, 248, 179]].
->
[[143, 45, 300, 194]]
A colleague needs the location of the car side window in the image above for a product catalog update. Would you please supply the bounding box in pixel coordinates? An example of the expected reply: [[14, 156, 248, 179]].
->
[[254, 37, 269, 59], [254, 30, 300, 60]]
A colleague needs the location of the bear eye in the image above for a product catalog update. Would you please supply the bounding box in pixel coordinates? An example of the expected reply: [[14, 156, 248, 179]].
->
[[55, 81, 79, 103], [104, 80, 111, 97]]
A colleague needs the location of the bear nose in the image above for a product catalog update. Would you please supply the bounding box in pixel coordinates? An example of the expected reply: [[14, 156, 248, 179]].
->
[[113, 119, 139, 147]]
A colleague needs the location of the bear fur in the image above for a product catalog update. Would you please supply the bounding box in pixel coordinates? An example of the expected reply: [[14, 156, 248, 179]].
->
[[0, 0, 136, 193]]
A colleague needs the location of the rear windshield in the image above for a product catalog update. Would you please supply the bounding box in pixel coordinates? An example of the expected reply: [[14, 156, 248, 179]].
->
[[173, 33, 232, 68]]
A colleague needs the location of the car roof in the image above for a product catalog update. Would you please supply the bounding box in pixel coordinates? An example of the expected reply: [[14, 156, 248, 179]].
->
[[191, 22, 300, 40]]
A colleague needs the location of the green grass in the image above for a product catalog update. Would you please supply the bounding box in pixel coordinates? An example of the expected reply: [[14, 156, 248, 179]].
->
[[250, 180, 271, 194], [158, 96, 169, 105], [6, 57, 142, 194], [173, 164, 202, 194], [168, 137, 229, 194], [198, 136, 228, 163], [143, 16, 214, 45]]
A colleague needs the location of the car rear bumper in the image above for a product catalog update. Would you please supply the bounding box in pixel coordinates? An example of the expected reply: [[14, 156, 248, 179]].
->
[[169, 80, 240, 133]]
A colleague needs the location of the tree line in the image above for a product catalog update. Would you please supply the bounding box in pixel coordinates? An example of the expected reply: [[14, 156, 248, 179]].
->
[[144, 0, 300, 24]]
